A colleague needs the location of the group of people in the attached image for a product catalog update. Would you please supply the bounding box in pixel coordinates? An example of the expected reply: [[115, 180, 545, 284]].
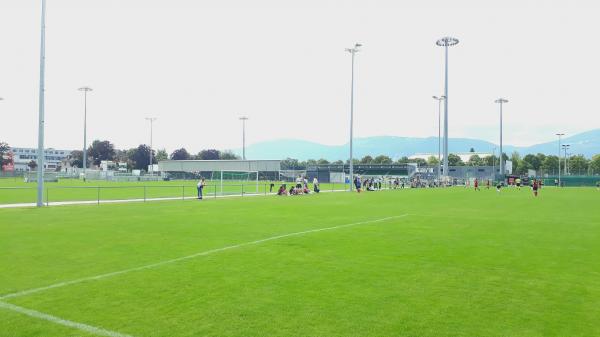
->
[[470, 177, 542, 197], [277, 176, 320, 196]]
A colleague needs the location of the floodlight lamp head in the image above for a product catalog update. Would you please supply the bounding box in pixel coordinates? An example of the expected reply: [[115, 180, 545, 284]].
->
[[78, 86, 93, 92], [495, 98, 509, 104], [239, 116, 248, 121], [436, 37, 459, 47]]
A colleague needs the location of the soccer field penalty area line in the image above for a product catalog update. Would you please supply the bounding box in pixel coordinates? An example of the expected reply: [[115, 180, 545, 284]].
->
[[0, 214, 409, 301], [0, 301, 134, 337]]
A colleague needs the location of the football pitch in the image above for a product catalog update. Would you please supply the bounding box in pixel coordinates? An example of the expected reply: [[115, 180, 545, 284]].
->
[[1, 187, 599, 337]]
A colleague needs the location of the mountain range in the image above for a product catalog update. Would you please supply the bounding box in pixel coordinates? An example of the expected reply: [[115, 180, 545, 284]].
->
[[235, 129, 600, 161]]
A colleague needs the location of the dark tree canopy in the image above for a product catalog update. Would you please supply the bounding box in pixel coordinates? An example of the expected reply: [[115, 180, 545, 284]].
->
[[170, 148, 191, 160]]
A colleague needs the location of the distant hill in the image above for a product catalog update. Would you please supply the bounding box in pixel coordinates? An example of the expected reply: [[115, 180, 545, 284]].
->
[[234, 129, 600, 161]]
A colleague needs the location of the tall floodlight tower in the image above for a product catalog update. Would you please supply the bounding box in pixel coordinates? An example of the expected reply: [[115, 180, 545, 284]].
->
[[562, 144, 570, 176], [495, 98, 509, 177], [145, 117, 157, 175], [78, 87, 93, 174], [436, 37, 459, 181], [239, 116, 249, 160], [556, 133, 564, 186], [345, 43, 361, 191], [36, 0, 47, 207], [432, 95, 446, 182]]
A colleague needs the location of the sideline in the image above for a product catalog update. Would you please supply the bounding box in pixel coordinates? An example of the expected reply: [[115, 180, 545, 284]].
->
[[0, 301, 134, 337], [1, 214, 408, 301], [0, 188, 351, 209]]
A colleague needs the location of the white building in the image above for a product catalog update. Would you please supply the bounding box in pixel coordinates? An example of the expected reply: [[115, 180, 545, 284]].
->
[[9, 147, 72, 171]]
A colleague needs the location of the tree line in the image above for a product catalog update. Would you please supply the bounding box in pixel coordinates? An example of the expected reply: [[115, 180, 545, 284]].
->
[[1, 139, 599, 175]]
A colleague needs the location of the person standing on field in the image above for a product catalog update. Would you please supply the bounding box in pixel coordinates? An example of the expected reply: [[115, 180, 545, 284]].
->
[[313, 177, 320, 193], [532, 179, 539, 197], [197, 178, 205, 200]]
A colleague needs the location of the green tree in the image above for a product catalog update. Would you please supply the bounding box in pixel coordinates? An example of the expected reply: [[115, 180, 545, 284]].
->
[[447, 154, 463, 166], [0, 142, 10, 168], [306, 159, 318, 167], [155, 149, 168, 161], [317, 158, 330, 165], [589, 154, 600, 174], [373, 155, 393, 164], [511, 152, 523, 174], [281, 158, 300, 170], [87, 140, 116, 166], [467, 155, 484, 166], [129, 145, 155, 171], [484, 155, 497, 166], [219, 151, 239, 160], [541, 155, 559, 174], [170, 148, 190, 160], [396, 156, 409, 164], [332, 160, 344, 165], [360, 155, 373, 164], [69, 150, 84, 168], [522, 154, 541, 171], [27, 160, 37, 171], [469, 147, 475, 152], [196, 149, 220, 160], [568, 155, 589, 175], [427, 156, 440, 166]]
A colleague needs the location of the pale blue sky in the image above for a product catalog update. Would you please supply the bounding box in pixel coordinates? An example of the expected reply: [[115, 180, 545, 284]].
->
[[0, 0, 598, 152]]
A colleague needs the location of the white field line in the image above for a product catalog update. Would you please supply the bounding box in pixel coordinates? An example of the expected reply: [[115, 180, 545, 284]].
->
[[0, 188, 351, 209], [0, 301, 133, 337], [0, 214, 409, 301]]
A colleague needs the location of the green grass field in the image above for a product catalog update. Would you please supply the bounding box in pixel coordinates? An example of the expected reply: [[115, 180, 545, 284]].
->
[[0, 178, 346, 204], [1, 187, 599, 337]]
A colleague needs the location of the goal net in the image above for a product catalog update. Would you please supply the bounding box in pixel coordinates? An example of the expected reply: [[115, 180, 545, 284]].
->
[[209, 170, 259, 196]]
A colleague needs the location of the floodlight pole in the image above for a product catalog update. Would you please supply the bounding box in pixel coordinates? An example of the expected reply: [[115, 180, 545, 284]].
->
[[556, 133, 564, 186], [433, 96, 446, 183], [495, 98, 508, 178], [36, 0, 47, 207], [436, 37, 459, 183], [145, 117, 157, 175], [492, 147, 496, 180], [562, 144, 570, 176], [78, 86, 93, 174], [346, 43, 361, 191], [239, 116, 248, 160]]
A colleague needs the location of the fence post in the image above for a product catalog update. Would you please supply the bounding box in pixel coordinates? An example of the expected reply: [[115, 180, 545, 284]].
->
[[46, 186, 49, 206], [214, 184, 217, 199], [241, 183, 244, 196], [144, 186, 146, 202], [182, 185, 185, 200], [97, 187, 100, 205]]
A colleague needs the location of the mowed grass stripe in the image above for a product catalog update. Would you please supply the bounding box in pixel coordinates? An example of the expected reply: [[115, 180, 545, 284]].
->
[[1, 214, 408, 300]]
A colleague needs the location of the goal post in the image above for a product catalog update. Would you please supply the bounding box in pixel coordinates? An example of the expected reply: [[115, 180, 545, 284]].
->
[[210, 170, 259, 196]]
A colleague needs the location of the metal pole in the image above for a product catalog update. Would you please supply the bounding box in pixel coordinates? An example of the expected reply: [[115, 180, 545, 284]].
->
[[438, 98, 442, 182], [240, 117, 248, 160], [36, 0, 46, 207], [83, 90, 87, 173], [145, 117, 157, 175], [499, 102, 503, 176], [346, 43, 361, 191], [443, 44, 449, 182], [349, 50, 355, 191], [556, 133, 563, 187]]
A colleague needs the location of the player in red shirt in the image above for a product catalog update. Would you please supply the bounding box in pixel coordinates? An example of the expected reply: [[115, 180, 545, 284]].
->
[[532, 179, 539, 197], [474, 178, 480, 191]]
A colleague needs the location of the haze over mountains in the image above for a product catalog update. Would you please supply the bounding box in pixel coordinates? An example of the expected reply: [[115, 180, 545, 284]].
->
[[236, 129, 600, 161]]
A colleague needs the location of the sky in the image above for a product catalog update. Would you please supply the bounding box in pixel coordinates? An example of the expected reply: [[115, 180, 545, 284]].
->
[[1, 0, 599, 153]]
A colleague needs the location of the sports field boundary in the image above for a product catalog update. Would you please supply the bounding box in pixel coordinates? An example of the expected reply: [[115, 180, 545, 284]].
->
[[0, 214, 409, 337], [0, 187, 353, 209]]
